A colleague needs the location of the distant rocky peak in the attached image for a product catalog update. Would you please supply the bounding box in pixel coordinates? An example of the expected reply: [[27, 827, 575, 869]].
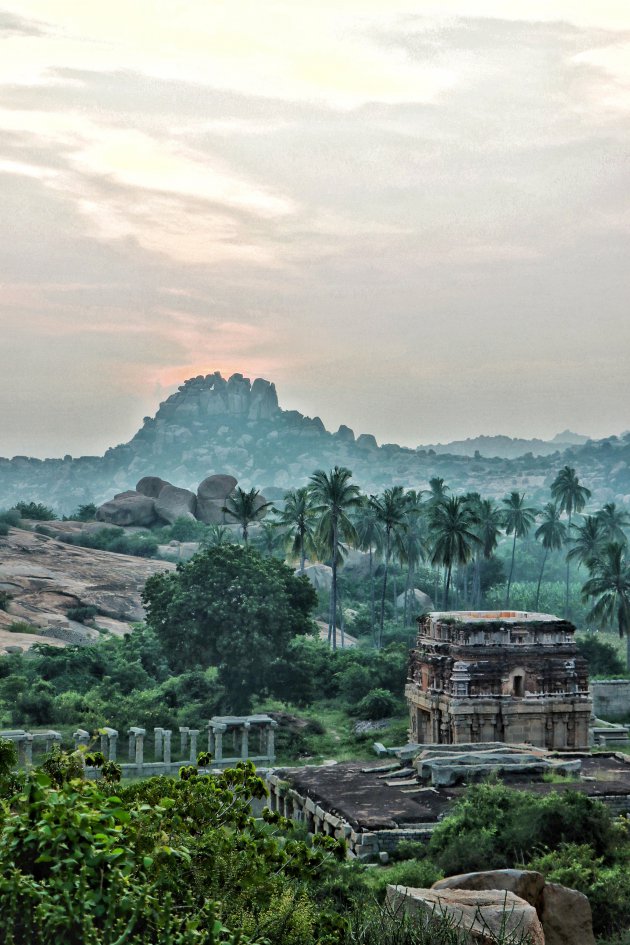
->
[[155, 371, 279, 423]]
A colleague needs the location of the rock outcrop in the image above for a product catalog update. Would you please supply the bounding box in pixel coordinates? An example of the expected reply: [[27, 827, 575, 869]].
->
[[196, 475, 238, 525], [96, 492, 158, 527], [154, 484, 197, 524]]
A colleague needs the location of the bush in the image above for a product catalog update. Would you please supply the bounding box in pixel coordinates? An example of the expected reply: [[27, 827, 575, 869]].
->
[[0, 510, 21, 527], [0, 591, 12, 612], [355, 688, 398, 720], [66, 605, 98, 624], [0, 522, 8, 537], [13, 501, 57, 521], [577, 634, 626, 677]]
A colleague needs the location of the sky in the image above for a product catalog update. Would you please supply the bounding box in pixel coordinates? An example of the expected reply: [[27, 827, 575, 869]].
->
[[1, 1, 630, 457]]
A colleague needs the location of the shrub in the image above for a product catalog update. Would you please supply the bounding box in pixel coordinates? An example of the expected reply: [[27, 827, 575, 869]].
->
[[7, 622, 38, 634], [355, 688, 398, 720], [13, 501, 57, 521], [0, 522, 8, 537], [0, 591, 12, 611], [66, 604, 98, 624], [0, 509, 21, 527], [577, 634, 626, 677]]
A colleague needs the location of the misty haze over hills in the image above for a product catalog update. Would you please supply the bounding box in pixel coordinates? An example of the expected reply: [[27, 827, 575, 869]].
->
[[1, 372, 629, 514]]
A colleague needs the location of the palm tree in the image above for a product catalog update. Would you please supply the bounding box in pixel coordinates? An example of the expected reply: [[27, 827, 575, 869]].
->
[[534, 503, 567, 610], [353, 496, 384, 644], [551, 466, 591, 617], [222, 487, 272, 544], [596, 503, 630, 546], [370, 486, 409, 646], [309, 467, 361, 651], [567, 515, 605, 571], [471, 498, 503, 608], [428, 496, 480, 610], [582, 543, 630, 668], [200, 524, 234, 548], [273, 487, 317, 573], [501, 492, 538, 607], [398, 491, 427, 626], [428, 477, 449, 506]]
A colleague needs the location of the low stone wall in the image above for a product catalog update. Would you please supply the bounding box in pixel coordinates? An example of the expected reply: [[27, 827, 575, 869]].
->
[[591, 680, 630, 720]]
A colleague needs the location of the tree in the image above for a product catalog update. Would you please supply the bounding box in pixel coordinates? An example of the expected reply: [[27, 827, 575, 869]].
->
[[551, 466, 591, 617], [353, 496, 384, 643], [398, 492, 427, 627], [142, 545, 316, 711], [222, 487, 272, 544], [567, 515, 605, 571], [582, 542, 630, 668], [471, 498, 502, 608], [534, 503, 567, 610], [309, 467, 360, 650], [428, 496, 479, 610], [273, 487, 317, 573], [501, 492, 538, 607], [370, 486, 409, 645], [596, 503, 630, 546]]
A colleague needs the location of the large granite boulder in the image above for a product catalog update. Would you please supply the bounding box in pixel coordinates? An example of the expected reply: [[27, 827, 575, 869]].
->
[[248, 377, 279, 420], [387, 886, 544, 944], [196, 474, 238, 524], [96, 492, 157, 527], [300, 564, 332, 592], [540, 882, 596, 945], [396, 588, 434, 612], [154, 485, 197, 524], [136, 476, 171, 498], [432, 870, 545, 909]]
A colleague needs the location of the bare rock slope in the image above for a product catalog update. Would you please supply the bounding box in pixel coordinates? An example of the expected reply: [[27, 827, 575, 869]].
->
[[0, 528, 173, 654]]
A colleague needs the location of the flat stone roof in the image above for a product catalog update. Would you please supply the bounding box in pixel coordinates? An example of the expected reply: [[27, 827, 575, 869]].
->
[[426, 610, 561, 623]]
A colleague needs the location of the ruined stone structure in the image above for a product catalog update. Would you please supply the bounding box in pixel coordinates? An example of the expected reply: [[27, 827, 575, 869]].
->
[[406, 611, 592, 749]]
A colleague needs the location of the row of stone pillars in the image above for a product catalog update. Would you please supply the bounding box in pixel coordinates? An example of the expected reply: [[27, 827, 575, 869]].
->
[[207, 716, 277, 763], [1, 729, 62, 766]]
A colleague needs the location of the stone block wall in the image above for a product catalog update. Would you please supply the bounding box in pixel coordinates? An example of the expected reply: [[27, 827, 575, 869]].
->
[[591, 680, 630, 720]]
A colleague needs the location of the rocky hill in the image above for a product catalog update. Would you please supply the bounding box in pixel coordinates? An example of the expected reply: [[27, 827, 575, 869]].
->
[[417, 431, 591, 459], [1, 371, 630, 513]]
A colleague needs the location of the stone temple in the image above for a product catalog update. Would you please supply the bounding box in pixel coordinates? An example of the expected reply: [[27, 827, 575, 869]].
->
[[406, 611, 592, 749]]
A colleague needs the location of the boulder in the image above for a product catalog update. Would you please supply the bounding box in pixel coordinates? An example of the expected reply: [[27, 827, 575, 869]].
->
[[300, 564, 333, 592], [96, 492, 157, 527], [432, 870, 545, 909], [387, 886, 544, 945], [396, 588, 434, 613], [196, 475, 238, 524], [248, 377, 279, 420], [540, 882, 596, 945], [335, 424, 355, 442], [136, 476, 171, 498], [154, 485, 197, 524]]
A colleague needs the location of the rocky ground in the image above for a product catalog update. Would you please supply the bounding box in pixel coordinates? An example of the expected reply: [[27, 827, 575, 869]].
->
[[0, 527, 173, 655]]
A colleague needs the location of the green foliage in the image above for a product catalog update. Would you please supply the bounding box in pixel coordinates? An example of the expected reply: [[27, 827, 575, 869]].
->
[[577, 633, 626, 676], [143, 545, 316, 712], [429, 782, 616, 876], [60, 527, 159, 558], [0, 509, 21, 527], [66, 605, 98, 624], [0, 590, 12, 611], [7, 621, 39, 634], [71, 503, 98, 521], [13, 501, 57, 520], [355, 687, 398, 719], [0, 522, 9, 537]]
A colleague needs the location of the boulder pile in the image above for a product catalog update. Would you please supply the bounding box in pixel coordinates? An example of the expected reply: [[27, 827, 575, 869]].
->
[[96, 475, 267, 528]]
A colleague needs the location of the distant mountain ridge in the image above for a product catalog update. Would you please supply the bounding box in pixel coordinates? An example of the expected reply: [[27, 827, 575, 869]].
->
[[1, 371, 629, 514], [417, 431, 591, 459]]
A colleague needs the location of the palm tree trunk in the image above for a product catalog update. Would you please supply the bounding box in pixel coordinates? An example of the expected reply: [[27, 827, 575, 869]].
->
[[506, 533, 517, 606], [369, 545, 376, 647], [339, 582, 345, 649], [379, 530, 391, 647], [565, 511, 572, 619], [393, 572, 397, 623], [331, 521, 338, 651], [404, 563, 413, 626], [535, 548, 548, 611], [299, 526, 305, 574], [243, 523, 248, 546], [444, 564, 452, 609]]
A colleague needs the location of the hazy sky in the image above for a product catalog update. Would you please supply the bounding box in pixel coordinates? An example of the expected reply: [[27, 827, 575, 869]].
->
[[2, 1, 630, 457]]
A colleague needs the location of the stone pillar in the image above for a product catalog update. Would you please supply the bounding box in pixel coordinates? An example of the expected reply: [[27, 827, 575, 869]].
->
[[241, 722, 250, 760], [100, 730, 108, 755], [154, 727, 164, 761], [189, 729, 199, 764], [214, 726, 225, 763], [179, 726, 189, 757], [106, 729, 118, 762], [135, 730, 145, 770], [128, 731, 136, 761], [207, 726, 215, 754], [74, 729, 90, 749], [163, 730, 172, 766], [24, 734, 33, 766], [266, 722, 277, 763]]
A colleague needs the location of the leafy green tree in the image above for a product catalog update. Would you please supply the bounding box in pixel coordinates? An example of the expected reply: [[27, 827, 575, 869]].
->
[[353, 496, 384, 643], [222, 487, 272, 544], [13, 501, 57, 521], [551, 466, 591, 617], [309, 467, 361, 650], [143, 545, 316, 711], [534, 503, 567, 610], [273, 487, 317, 573], [428, 497, 479, 610], [582, 542, 630, 668], [71, 503, 98, 522], [370, 486, 409, 645], [576, 634, 625, 677], [501, 492, 538, 607]]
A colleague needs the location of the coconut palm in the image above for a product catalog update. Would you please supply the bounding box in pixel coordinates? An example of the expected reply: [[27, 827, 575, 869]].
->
[[353, 496, 384, 644], [501, 492, 538, 607], [582, 543, 630, 668], [428, 477, 449, 506], [470, 497, 503, 608], [370, 486, 409, 645], [309, 467, 361, 650], [567, 515, 605, 571], [596, 503, 630, 546], [200, 524, 234, 548], [398, 491, 427, 627], [273, 487, 317, 573], [222, 487, 272, 545], [551, 466, 591, 617], [428, 496, 480, 610], [534, 503, 567, 610]]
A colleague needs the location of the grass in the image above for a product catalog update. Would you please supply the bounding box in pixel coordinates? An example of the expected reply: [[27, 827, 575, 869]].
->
[[7, 621, 40, 635]]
